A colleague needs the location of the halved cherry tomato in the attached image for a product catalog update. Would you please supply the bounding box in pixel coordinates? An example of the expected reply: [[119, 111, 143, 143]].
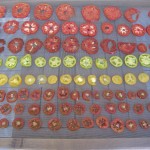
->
[[74, 103, 86, 115], [117, 24, 130, 36], [118, 102, 130, 113], [0, 6, 6, 18], [115, 90, 126, 101], [43, 103, 56, 115], [0, 39, 5, 53], [21, 21, 39, 35], [133, 103, 144, 115], [105, 103, 116, 114], [63, 36, 79, 53], [111, 118, 124, 133], [0, 74, 8, 86], [81, 38, 98, 54], [57, 86, 69, 100], [28, 103, 40, 116], [127, 91, 137, 100], [131, 24, 146, 37], [28, 118, 42, 131], [42, 21, 59, 36], [137, 89, 148, 99], [25, 38, 43, 54], [146, 25, 150, 35], [6, 91, 18, 103], [139, 120, 149, 129], [103, 6, 122, 21], [62, 22, 78, 35], [102, 89, 114, 100], [21, 54, 32, 67], [12, 3, 30, 18], [80, 22, 97, 37], [82, 117, 94, 128], [101, 22, 114, 34], [14, 103, 24, 115], [81, 5, 100, 22], [1, 103, 12, 115], [56, 4, 75, 21], [137, 43, 147, 53], [0, 118, 9, 128], [48, 118, 62, 131], [92, 90, 100, 100], [34, 3, 53, 20], [59, 102, 72, 115], [100, 39, 117, 54], [96, 116, 109, 129], [70, 90, 80, 101], [18, 88, 29, 100], [30, 89, 41, 101], [3, 20, 19, 34], [0, 90, 6, 102], [12, 118, 24, 129], [90, 104, 101, 115], [126, 119, 137, 132], [8, 38, 24, 54], [67, 118, 80, 131], [44, 36, 61, 53], [124, 8, 140, 23], [148, 11, 150, 17], [43, 89, 55, 101], [82, 90, 91, 101], [147, 103, 150, 112]]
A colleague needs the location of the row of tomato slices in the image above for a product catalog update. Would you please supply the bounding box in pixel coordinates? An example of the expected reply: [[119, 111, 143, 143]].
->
[[0, 37, 148, 54]]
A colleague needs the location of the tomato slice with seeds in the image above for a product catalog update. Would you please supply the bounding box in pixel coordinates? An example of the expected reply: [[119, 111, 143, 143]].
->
[[133, 103, 144, 115], [0, 39, 5, 53], [56, 4, 75, 21], [92, 90, 100, 100], [115, 90, 126, 101], [118, 102, 130, 113], [0, 118, 9, 128], [43, 89, 55, 101], [117, 24, 131, 36], [57, 86, 69, 100], [30, 89, 41, 101], [126, 119, 137, 132], [25, 38, 43, 54], [59, 102, 72, 115], [0, 90, 6, 102], [43, 103, 56, 115], [81, 38, 98, 54], [12, 118, 24, 129], [137, 43, 147, 53], [63, 36, 79, 53], [131, 24, 146, 37], [67, 118, 80, 131], [127, 91, 137, 100], [3, 20, 19, 34], [147, 103, 150, 112], [74, 103, 86, 115], [139, 120, 149, 129], [111, 118, 124, 133], [90, 104, 101, 115], [124, 8, 140, 23], [82, 117, 94, 128], [0, 5, 6, 18], [28, 103, 40, 116], [103, 6, 122, 21], [137, 89, 148, 99], [82, 90, 92, 101], [42, 21, 59, 36], [48, 118, 62, 131], [34, 3, 53, 20], [101, 22, 114, 34], [12, 3, 30, 18], [44, 36, 61, 53], [70, 90, 80, 101], [62, 22, 78, 35], [18, 88, 29, 101], [105, 103, 117, 114], [146, 25, 150, 35], [14, 103, 24, 115], [28, 118, 42, 131], [96, 116, 109, 129], [80, 22, 97, 37], [21, 21, 39, 35], [1, 103, 12, 115], [6, 91, 18, 103], [102, 90, 114, 100], [81, 5, 100, 22]]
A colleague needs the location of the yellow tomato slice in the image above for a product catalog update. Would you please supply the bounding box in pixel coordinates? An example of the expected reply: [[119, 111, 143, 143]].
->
[[60, 74, 72, 85], [0, 74, 8, 86], [125, 73, 136, 85], [99, 74, 111, 85], [138, 73, 149, 83], [112, 75, 123, 85], [74, 75, 86, 86], [25, 75, 36, 85], [88, 75, 97, 86], [48, 75, 58, 84], [9, 74, 22, 87], [37, 75, 47, 84]]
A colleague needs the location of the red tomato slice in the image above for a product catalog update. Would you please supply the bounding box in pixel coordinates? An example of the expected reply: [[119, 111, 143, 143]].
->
[[103, 6, 122, 21], [126, 119, 137, 132], [8, 38, 24, 54], [96, 116, 109, 129], [34, 3, 53, 20], [115, 90, 126, 101], [118, 102, 130, 113], [56, 4, 75, 21], [48, 118, 62, 131], [12, 3, 30, 18], [124, 8, 140, 23], [137, 43, 147, 53], [59, 102, 72, 115], [137, 89, 148, 99], [18, 88, 29, 101], [25, 38, 43, 54], [0, 90, 6, 102], [6, 91, 18, 103], [100, 39, 117, 54], [21, 21, 39, 35], [0, 118, 9, 128], [146, 25, 150, 35], [43, 103, 56, 115], [0, 5, 6, 18], [28, 118, 42, 131], [133, 103, 144, 115], [0, 39, 5, 53], [42, 21, 59, 36], [111, 118, 124, 133], [92, 90, 100, 100], [14, 103, 24, 115], [62, 22, 78, 35], [102, 89, 114, 100], [81, 38, 98, 54], [139, 120, 149, 129], [101, 22, 114, 34], [70, 90, 80, 101], [3, 20, 19, 34], [44, 36, 61, 53], [0, 103, 12, 115], [12, 118, 24, 129], [30, 89, 41, 101], [147, 103, 150, 112], [131, 24, 146, 37], [43, 89, 55, 101], [117, 24, 131, 36], [81, 5, 100, 22], [127, 91, 137, 100], [74, 103, 86, 115], [148, 11, 150, 17], [57, 86, 69, 100], [67, 118, 80, 131], [82, 117, 94, 128], [90, 104, 101, 115], [82, 90, 92, 101], [105, 103, 116, 114], [28, 103, 40, 116]]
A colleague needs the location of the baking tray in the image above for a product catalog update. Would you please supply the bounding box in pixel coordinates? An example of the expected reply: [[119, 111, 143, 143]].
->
[[0, 0, 150, 138]]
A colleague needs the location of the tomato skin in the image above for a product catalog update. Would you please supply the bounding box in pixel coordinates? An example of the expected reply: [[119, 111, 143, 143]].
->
[[101, 22, 114, 34], [105, 103, 117, 114], [0, 118, 9, 128], [137, 89, 148, 99], [67, 118, 80, 131], [111, 118, 124, 133], [74, 103, 86, 115], [82, 117, 94, 128], [6, 91, 18, 103], [18, 88, 29, 100], [0, 6, 6, 18], [82, 90, 92, 101], [117, 24, 131, 36], [57, 86, 69, 100], [0, 39, 5, 53], [131, 24, 146, 37], [146, 25, 150, 35], [126, 119, 137, 132], [96, 116, 109, 129], [43, 89, 55, 101], [30, 89, 41, 101], [133, 103, 144, 115], [137, 43, 147, 53], [0, 103, 12, 115], [0, 90, 6, 102], [48, 118, 62, 131], [43, 103, 56, 115]]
